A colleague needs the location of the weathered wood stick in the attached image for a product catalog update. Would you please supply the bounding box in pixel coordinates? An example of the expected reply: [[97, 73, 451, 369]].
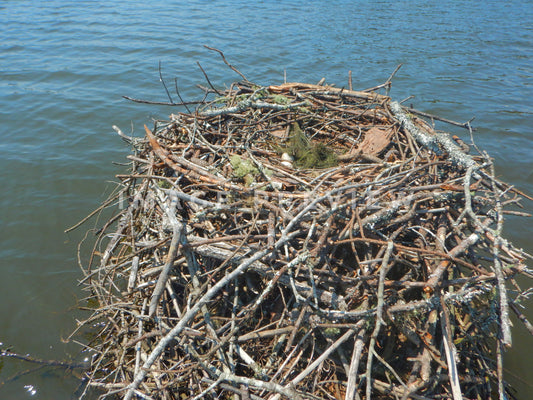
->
[[148, 191, 183, 317], [390, 101, 477, 170], [268, 82, 389, 103]]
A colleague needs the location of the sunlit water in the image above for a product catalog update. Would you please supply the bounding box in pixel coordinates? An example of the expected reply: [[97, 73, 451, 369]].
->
[[1, 1, 532, 398]]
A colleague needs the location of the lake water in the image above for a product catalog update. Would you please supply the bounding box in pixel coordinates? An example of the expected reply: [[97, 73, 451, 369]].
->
[[1, 1, 532, 398]]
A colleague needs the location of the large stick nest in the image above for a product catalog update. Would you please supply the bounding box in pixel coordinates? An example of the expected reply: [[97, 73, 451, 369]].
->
[[71, 69, 533, 400]]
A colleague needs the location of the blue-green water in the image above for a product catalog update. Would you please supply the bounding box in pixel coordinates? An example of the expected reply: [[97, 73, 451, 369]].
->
[[1, 1, 532, 398]]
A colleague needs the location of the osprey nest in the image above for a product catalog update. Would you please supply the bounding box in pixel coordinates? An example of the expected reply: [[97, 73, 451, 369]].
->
[[70, 62, 533, 400]]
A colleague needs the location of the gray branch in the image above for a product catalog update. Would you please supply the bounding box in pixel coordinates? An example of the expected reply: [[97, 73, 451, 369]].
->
[[390, 101, 477, 170]]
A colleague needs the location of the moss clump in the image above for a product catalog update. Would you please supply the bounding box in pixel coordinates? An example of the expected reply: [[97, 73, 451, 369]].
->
[[281, 122, 337, 169], [230, 154, 259, 186], [272, 94, 291, 105], [297, 142, 338, 169], [322, 327, 341, 338], [157, 180, 172, 189]]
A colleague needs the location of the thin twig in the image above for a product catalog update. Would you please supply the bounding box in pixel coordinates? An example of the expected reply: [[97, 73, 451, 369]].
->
[[365, 241, 394, 399], [196, 61, 223, 96], [122, 95, 204, 106], [440, 295, 463, 400], [159, 60, 174, 104], [174, 78, 192, 114], [204, 45, 249, 82]]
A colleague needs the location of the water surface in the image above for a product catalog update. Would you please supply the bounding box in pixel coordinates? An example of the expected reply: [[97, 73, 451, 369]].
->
[[1, 1, 532, 398]]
